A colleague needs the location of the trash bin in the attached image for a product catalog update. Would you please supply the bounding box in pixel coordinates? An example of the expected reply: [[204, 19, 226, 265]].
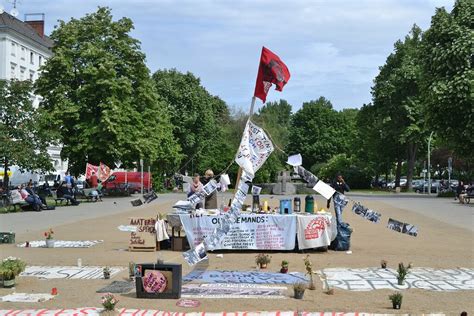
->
[[279, 199, 292, 214], [305, 195, 314, 213], [293, 197, 301, 212]]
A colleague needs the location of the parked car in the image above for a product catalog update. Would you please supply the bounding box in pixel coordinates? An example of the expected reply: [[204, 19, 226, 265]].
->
[[387, 178, 407, 189]]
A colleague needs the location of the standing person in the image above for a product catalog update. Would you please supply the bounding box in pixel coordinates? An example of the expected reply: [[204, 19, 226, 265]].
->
[[456, 180, 464, 201], [202, 169, 218, 209], [327, 174, 350, 225], [90, 172, 98, 189], [188, 174, 203, 209], [64, 172, 73, 188]]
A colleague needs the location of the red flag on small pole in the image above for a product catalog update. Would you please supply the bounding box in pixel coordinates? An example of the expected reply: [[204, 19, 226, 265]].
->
[[253, 46, 291, 103]]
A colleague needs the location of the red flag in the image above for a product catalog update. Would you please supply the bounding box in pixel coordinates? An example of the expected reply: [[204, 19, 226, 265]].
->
[[254, 47, 291, 103], [99, 162, 112, 182], [85, 163, 99, 180]]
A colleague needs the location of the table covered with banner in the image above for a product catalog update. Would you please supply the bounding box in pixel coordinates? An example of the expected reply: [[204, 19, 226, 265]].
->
[[167, 212, 337, 251]]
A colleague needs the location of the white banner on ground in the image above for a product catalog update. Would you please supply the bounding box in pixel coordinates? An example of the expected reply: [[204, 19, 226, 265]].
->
[[313, 181, 336, 200], [17, 240, 103, 248], [21, 266, 124, 280], [1, 293, 54, 303], [321, 267, 474, 291], [296, 214, 337, 249], [180, 214, 296, 250], [182, 283, 286, 299], [235, 120, 274, 178]]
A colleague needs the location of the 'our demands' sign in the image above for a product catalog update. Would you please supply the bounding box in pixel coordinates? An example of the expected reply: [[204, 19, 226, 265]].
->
[[179, 214, 296, 250], [129, 217, 156, 251]]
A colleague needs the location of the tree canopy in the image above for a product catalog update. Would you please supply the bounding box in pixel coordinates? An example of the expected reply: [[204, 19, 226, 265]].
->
[[35, 7, 180, 175], [0, 80, 52, 188]]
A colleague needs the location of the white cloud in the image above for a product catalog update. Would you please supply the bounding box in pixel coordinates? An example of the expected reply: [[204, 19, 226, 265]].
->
[[14, 0, 454, 110]]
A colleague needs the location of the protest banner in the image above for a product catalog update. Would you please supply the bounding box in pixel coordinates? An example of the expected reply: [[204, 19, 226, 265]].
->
[[179, 214, 296, 250], [21, 266, 124, 280], [296, 214, 337, 249], [235, 120, 274, 178]]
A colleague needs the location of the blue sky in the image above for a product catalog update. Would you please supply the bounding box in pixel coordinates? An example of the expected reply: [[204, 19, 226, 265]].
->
[[4, 0, 453, 111]]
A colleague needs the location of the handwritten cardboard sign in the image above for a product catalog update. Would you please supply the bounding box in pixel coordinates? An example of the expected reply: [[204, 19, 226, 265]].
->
[[129, 217, 156, 251]]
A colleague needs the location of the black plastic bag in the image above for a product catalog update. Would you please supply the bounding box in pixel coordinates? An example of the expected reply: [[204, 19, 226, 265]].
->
[[329, 222, 353, 251]]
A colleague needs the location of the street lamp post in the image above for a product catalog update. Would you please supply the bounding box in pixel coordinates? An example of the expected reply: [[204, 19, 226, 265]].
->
[[427, 132, 434, 195]]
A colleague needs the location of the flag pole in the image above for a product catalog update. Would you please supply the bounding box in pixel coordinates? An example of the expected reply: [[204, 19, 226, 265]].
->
[[235, 96, 257, 190]]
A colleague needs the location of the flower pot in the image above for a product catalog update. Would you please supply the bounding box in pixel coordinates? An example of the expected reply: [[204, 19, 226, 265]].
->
[[280, 267, 288, 273], [294, 289, 305, 299], [392, 302, 401, 309], [397, 279, 404, 286], [381, 263, 387, 269], [3, 278, 15, 288], [45, 239, 55, 248], [104, 272, 110, 279], [259, 263, 267, 269]]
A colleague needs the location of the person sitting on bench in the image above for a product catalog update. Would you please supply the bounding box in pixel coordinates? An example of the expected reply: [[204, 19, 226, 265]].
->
[[20, 184, 44, 211], [57, 182, 80, 205]]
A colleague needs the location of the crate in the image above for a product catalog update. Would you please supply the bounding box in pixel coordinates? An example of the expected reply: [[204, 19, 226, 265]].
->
[[0, 232, 15, 244]]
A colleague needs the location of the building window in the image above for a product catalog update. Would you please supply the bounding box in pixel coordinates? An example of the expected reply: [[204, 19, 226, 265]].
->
[[20, 67, 26, 80], [29, 71, 35, 81], [11, 42, 16, 56], [30, 52, 34, 64], [21, 47, 25, 60], [10, 63, 16, 79]]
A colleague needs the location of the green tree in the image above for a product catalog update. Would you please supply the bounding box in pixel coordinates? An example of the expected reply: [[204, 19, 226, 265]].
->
[[35, 7, 180, 175], [152, 69, 233, 175], [287, 97, 350, 170], [0, 80, 52, 188], [421, 0, 474, 159], [371, 25, 427, 190]]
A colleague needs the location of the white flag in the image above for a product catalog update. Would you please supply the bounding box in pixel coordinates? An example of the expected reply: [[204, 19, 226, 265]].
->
[[235, 120, 274, 178]]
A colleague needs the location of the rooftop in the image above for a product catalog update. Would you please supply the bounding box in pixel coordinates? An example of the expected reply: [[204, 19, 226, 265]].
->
[[0, 12, 53, 49]]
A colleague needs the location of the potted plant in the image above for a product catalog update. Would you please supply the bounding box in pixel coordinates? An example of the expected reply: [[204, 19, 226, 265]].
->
[[255, 253, 271, 269], [397, 262, 412, 285], [0, 257, 26, 288], [389, 292, 403, 309], [381, 259, 387, 269], [101, 293, 119, 312], [304, 255, 316, 290], [128, 262, 135, 280], [103, 266, 111, 279], [44, 228, 55, 248], [293, 282, 306, 299], [280, 260, 289, 273]]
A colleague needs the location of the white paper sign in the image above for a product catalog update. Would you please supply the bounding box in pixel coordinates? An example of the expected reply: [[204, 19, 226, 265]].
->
[[251, 185, 262, 196], [219, 174, 231, 186], [287, 154, 302, 167], [180, 214, 296, 250], [235, 120, 274, 177], [313, 181, 336, 200], [203, 179, 218, 196]]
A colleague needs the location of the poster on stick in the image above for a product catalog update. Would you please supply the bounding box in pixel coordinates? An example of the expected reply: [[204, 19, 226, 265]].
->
[[235, 120, 274, 178]]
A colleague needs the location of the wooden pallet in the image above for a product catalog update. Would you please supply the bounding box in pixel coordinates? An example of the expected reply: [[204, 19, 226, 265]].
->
[[129, 245, 156, 252]]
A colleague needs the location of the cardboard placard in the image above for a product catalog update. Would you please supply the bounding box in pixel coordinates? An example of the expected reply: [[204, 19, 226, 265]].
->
[[129, 217, 156, 251]]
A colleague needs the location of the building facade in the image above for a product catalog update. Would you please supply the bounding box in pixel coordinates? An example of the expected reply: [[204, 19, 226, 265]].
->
[[0, 12, 67, 173]]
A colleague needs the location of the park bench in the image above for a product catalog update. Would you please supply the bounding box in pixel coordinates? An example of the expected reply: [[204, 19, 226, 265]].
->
[[463, 192, 474, 204], [3, 192, 29, 212], [51, 190, 68, 206], [81, 188, 102, 202]]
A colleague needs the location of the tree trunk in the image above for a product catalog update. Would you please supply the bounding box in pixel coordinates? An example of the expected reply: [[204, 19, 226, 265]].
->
[[406, 142, 418, 191], [3, 158, 8, 189], [395, 156, 402, 188]]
